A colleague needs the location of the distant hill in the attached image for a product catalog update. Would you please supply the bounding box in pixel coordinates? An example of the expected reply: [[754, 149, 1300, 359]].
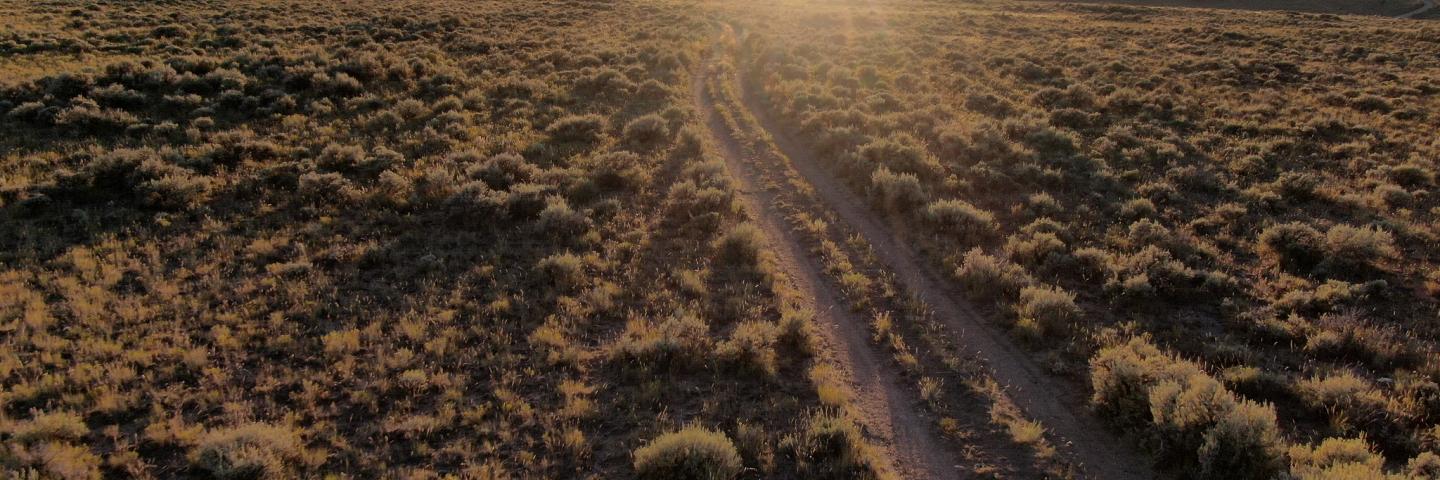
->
[[1052, 0, 1428, 17]]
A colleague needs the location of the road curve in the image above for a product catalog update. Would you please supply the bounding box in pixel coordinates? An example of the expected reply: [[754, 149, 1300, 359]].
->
[[1398, 0, 1434, 18]]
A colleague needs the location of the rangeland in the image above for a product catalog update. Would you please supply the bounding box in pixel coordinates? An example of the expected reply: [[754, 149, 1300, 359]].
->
[[3, 0, 1439, 479]]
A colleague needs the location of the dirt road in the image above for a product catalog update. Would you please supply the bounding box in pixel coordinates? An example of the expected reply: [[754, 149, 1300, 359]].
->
[[1398, 0, 1434, 18], [691, 35, 966, 480], [709, 25, 1154, 480]]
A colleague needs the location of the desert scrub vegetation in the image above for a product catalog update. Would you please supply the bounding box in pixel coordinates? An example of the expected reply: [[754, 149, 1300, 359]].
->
[[0, 0, 883, 478], [1090, 337, 1287, 478], [632, 426, 742, 480], [716, 0, 1440, 475], [1091, 335, 1439, 478], [701, 34, 1073, 477]]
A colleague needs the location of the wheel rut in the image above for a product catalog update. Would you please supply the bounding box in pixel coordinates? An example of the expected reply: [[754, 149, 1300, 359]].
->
[[711, 24, 1155, 480], [692, 30, 965, 480]]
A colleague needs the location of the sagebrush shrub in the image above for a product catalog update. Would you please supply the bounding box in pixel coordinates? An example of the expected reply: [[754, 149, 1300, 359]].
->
[[1019, 217, 1066, 239], [1148, 374, 1237, 460], [955, 248, 1034, 300], [91, 83, 147, 108], [633, 426, 742, 480], [1272, 279, 1384, 317], [137, 170, 212, 209], [368, 147, 404, 172], [922, 198, 996, 244], [537, 195, 589, 236], [870, 167, 926, 209], [10, 411, 88, 443], [432, 95, 463, 113], [298, 172, 355, 203], [667, 180, 734, 228], [547, 114, 608, 143], [1258, 222, 1325, 271], [1293, 371, 1387, 423], [1017, 121, 1081, 156], [575, 67, 636, 96], [66, 148, 208, 209], [714, 224, 764, 268], [589, 150, 649, 192], [1305, 313, 1409, 369], [503, 183, 554, 220], [778, 307, 816, 354], [1409, 452, 1440, 478], [1091, 338, 1286, 478], [1372, 184, 1411, 208], [7, 100, 49, 123], [965, 92, 1014, 117], [393, 98, 430, 121], [817, 125, 867, 157], [1288, 437, 1385, 480], [785, 412, 881, 478], [1071, 247, 1113, 279], [467, 152, 538, 190], [1002, 231, 1066, 268], [1017, 284, 1079, 334], [1048, 107, 1097, 129], [1350, 94, 1392, 113], [718, 321, 779, 375], [623, 113, 669, 147], [191, 423, 302, 480], [443, 180, 503, 217], [638, 78, 672, 98], [54, 96, 139, 131], [1221, 366, 1288, 400], [1089, 338, 1203, 428], [856, 134, 942, 177], [675, 126, 705, 159], [1119, 197, 1156, 219], [1115, 273, 1156, 299], [1389, 161, 1434, 187], [1127, 218, 1172, 248], [1322, 224, 1395, 271], [538, 252, 586, 289], [1273, 172, 1320, 201], [1197, 400, 1285, 480], [1011, 316, 1044, 343], [1090, 339, 1155, 424], [614, 313, 711, 364]]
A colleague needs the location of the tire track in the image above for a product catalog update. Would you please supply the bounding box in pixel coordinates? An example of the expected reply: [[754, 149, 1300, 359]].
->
[[718, 25, 1155, 480], [692, 31, 965, 480]]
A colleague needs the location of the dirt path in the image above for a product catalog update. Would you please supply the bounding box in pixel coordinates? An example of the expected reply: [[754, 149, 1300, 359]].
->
[[692, 36, 964, 480], [1398, 0, 1434, 18], [715, 26, 1153, 480]]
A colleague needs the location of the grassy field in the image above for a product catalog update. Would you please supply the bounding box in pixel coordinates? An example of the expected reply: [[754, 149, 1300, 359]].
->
[[3, 0, 1439, 479]]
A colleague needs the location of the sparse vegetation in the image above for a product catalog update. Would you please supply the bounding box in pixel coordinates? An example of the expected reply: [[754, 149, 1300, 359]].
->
[[0, 1, 887, 477], [7, 0, 1440, 478], [722, 0, 1440, 476]]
